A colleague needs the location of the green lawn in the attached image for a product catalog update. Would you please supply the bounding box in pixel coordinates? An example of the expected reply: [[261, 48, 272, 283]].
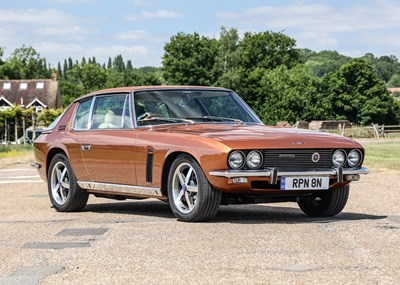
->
[[0, 144, 33, 159], [362, 142, 400, 171]]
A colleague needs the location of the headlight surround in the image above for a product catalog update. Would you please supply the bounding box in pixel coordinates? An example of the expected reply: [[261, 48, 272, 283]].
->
[[228, 151, 245, 169], [332, 149, 346, 167], [246, 150, 263, 169], [348, 149, 362, 167]]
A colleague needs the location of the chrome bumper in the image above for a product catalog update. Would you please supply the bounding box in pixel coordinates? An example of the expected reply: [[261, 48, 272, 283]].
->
[[209, 167, 369, 184]]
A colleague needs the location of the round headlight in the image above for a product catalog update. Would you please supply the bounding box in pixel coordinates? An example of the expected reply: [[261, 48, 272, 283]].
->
[[332, 150, 346, 167], [246, 150, 263, 169], [229, 151, 244, 169], [348, 149, 362, 167]]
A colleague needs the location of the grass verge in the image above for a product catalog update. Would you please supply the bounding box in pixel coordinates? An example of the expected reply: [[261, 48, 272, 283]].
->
[[0, 144, 33, 159], [362, 142, 400, 171]]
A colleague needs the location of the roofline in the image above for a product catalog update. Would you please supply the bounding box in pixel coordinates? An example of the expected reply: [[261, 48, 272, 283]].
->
[[0, 96, 14, 107], [77, 85, 233, 102], [26, 98, 48, 108]]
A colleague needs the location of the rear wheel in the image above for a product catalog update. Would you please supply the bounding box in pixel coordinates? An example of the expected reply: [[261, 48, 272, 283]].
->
[[48, 154, 88, 212], [298, 185, 349, 217], [168, 154, 221, 222]]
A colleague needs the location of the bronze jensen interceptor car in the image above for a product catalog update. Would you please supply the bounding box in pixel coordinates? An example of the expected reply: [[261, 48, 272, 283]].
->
[[32, 86, 369, 222]]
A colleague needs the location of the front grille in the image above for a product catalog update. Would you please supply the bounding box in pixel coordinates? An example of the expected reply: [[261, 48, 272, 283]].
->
[[263, 149, 333, 170]]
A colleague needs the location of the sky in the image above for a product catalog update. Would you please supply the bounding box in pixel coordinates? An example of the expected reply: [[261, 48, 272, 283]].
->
[[1, 0, 400, 68]]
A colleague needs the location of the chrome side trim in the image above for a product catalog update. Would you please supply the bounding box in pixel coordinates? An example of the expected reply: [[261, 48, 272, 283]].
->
[[77, 181, 162, 197], [31, 162, 41, 169], [209, 167, 370, 179]]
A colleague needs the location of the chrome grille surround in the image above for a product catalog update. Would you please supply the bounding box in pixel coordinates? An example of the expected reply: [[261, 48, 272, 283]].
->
[[263, 149, 333, 170]]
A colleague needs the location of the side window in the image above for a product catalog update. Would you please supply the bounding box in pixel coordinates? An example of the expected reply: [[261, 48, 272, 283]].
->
[[91, 94, 130, 129], [73, 99, 92, 130]]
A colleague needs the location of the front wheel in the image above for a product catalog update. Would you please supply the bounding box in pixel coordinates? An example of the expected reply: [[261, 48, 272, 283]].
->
[[168, 155, 221, 222], [298, 185, 349, 217], [48, 154, 89, 212]]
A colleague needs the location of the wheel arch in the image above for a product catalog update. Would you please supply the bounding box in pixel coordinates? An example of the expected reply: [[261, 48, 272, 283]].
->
[[161, 151, 199, 197], [46, 147, 68, 179]]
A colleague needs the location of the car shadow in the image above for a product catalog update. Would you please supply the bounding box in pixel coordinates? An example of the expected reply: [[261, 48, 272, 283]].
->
[[83, 200, 387, 224]]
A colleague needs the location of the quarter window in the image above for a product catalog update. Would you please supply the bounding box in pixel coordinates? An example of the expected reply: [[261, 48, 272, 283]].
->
[[73, 99, 92, 130]]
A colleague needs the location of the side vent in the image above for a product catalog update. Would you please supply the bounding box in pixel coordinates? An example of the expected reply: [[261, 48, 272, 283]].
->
[[146, 150, 154, 183]]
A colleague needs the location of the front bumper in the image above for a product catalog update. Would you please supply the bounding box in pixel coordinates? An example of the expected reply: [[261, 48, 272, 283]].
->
[[209, 167, 369, 184]]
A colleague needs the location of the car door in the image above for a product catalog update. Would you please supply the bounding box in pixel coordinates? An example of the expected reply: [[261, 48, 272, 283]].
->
[[79, 93, 137, 186]]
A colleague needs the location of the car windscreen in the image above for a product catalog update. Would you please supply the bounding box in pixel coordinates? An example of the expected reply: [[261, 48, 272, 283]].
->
[[133, 90, 262, 125]]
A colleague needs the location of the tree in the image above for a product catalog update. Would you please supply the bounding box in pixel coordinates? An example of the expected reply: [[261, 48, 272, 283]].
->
[[238, 31, 300, 71], [322, 59, 397, 125], [59, 80, 85, 106], [303, 50, 351, 77], [126, 60, 133, 70], [362, 53, 400, 82], [257, 65, 329, 125], [162, 32, 218, 85], [0, 46, 49, 79], [0, 47, 4, 65], [80, 64, 107, 92], [38, 109, 64, 126], [213, 27, 241, 89], [387, 73, 400, 87], [113, 55, 125, 72]]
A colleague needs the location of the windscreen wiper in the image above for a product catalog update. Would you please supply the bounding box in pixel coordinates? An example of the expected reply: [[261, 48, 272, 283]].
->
[[138, 116, 194, 124], [186, 116, 243, 124]]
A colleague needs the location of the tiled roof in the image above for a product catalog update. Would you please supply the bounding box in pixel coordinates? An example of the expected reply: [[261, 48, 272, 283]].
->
[[388, 87, 400, 93], [0, 79, 62, 109]]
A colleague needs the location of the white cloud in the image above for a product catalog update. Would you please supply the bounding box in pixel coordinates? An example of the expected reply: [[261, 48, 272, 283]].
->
[[114, 30, 162, 41], [124, 10, 182, 21], [0, 9, 75, 25], [88, 45, 148, 58], [34, 42, 84, 55], [217, 0, 400, 52], [51, 0, 95, 2], [36, 25, 88, 40]]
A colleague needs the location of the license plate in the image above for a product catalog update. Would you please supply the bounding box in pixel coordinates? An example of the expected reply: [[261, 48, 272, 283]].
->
[[281, 176, 329, 190]]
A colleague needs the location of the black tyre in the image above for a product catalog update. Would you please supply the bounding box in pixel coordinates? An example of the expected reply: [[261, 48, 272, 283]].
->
[[168, 154, 221, 222], [298, 185, 349, 217], [48, 153, 89, 212]]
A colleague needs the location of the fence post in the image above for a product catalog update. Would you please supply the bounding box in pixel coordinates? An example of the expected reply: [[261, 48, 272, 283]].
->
[[22, 116, 26, 145], [372, 123, 379, 138]]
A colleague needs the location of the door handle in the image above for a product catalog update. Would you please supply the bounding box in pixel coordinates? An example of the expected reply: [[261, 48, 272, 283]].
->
[[81, 144, 91, 151]]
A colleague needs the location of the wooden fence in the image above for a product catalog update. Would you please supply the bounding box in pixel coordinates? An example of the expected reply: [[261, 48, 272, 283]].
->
[[372, 124, 400, 138]]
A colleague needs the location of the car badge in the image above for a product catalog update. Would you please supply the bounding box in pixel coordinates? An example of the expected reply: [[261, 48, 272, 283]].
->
[[311, 152, 320, 163], [292, 141, 304, 145]]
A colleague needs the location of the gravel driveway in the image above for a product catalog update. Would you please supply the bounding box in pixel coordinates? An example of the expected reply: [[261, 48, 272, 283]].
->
[[0, 152, 399, 285]]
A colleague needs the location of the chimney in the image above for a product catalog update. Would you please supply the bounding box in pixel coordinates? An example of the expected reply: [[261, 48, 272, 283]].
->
[[51, 70, 57, 81]]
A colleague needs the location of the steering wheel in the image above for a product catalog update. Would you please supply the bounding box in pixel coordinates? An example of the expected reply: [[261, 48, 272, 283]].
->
[[137, 112, 163, 121]]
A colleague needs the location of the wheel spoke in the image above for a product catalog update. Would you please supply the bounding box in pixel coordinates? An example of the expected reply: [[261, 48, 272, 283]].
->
[[177, 172, 185, 186], [185, 191, 194, 210], [175, 190, 185, 205], [60, 188, 67, 202], [184, 167, 193, 185], [52, 184, 60, 196], [61, 181, 70, 189], [186, 185, 198, 193], [60, 168, 67, 181], [56, 168, 62, 181]]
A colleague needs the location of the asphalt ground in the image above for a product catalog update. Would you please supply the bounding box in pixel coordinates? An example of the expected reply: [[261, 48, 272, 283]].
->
[[0, 153, 399, 285]]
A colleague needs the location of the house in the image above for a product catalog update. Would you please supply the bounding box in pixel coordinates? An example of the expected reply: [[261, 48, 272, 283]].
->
[[0, 77, 62, 112], [387, 87, 400, 94]]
